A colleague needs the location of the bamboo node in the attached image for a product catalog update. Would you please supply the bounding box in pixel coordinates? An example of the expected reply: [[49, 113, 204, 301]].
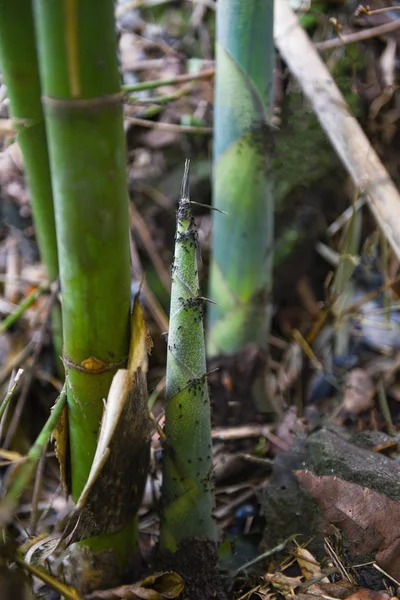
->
[[62, 353, 127, 374], [42, 92, 124, 110]]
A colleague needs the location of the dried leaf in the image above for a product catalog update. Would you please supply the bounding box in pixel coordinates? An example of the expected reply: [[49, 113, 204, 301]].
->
[[248, 587, 273, 600], [342, 368, 375, 414], [51, 404, 69, 493], [346, 590, 391, 600], [295, 470, 400, 578], [317, 580, 359, 599], [24, 535, 60, 564], [87, 585, 156, 600], [264, 572, 303, 595], [140, 572, 184, 598], [86, 572, 184, 600], [293, 546, 328, 582]]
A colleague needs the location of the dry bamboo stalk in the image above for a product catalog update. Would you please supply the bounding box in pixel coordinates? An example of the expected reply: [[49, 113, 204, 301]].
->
[[274, 0, 400, 260]]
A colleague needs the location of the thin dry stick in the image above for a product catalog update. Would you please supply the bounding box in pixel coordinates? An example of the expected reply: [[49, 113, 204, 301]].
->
[[0, 280, 50, 334], [122, 68, 214, 94], [356, 4, 400, 16], [327, 195, 366, 236], [211, 424, 273, 441], [4, 385, 67, 509], [376, 379, 396, 436], [29, 443, 47, 534], [129, 231, 169, 332], [0, 340, 34, 388], [0, 118, 16, 136], [129, 202, 171, 292], [135, 181, 172, 212], [125, 115, 213, 134], [4, 285, 57, 449], [315, 20, 400, 51], [125, 82, 196, 120], [0, 369, 24, 422], [15, 552, 82, 600], [274, 0, 400, 260]]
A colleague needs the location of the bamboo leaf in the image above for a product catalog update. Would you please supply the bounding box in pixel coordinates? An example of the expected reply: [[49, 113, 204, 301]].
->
[[86, 571, 184, 600]]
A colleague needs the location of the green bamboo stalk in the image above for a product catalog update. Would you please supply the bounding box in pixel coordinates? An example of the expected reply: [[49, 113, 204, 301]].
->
[[160, 161, 216, 552], [33, 0, 138, 587], [0, 0, 58, 281], [207, 0, 275, 356], [0, 0, 62, 366]]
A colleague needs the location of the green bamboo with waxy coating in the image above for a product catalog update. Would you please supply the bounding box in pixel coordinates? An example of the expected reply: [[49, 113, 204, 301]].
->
[[207, 0, 275, 356], [160, 161, 216, 552], [33, 0, 136, 586], [0, 0, 58, 281], [0, 0, 62, 364]]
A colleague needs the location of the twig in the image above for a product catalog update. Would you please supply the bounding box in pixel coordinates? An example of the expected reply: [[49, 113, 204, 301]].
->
[[232, 535, 297, 578], [29, 443, 48, 534], [129, 202, 171, 292], [372, 563, 400, 586], [148, 375, 166, 410], [122, 68, 214, 93], [126, 81, 195, 121], [0, 369, 24, 422], [3, 286, 57, 449], [342, 275, 400, 316], [0, 340, 35, 387], [134, 181, 172, 212], [14, 553, 83, 600], [212, 424, 273, 441], [274, 0, 400, 260], [0, 281, 50, 334], [292, 329, 323, 371], [5, 236, 19, 303], [238, 453, 274, 467], [3, 385, 67, 512], [327, 195, 366, 236], [125, 115, 212, 134], [376, 379, 396, 436], [315, 20, 400, 51], [214, 487, 258, 520], [0, 118, 17, 136], [129, 232, 169, 332], [121, 58, 167, 71], [355, 4, 400, 17]]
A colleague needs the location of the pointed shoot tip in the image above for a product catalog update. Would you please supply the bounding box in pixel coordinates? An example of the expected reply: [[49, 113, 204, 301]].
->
[[181, 159, 190, 201]]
